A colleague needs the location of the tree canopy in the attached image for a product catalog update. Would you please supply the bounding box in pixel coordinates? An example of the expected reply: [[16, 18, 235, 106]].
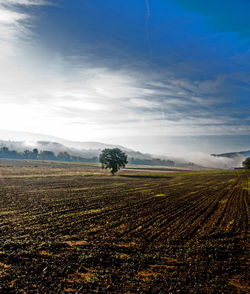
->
[[99, 148, 128, 175], [242, 157, 250, 169], [0, 146, 98, 163]]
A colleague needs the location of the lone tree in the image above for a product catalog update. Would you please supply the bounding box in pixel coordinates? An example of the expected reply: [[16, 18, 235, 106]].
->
[[99, 148, 128, 175], [242, 157, 250, 169]]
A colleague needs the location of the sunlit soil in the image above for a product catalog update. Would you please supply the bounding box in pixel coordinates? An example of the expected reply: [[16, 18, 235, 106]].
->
[[0, 159, 249, 293]]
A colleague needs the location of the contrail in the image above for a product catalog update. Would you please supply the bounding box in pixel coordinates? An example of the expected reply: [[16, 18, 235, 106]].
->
[[144, 0, 152, 56], [145, 0, 151, 19]]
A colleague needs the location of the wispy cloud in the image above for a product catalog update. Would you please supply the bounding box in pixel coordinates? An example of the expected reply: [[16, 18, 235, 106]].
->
[[0, 5, 25, 46], [0, 51, 249, 142], [0, 0, 48, 54], [3, 0, 49, 5], [0, 0, 249, 149]]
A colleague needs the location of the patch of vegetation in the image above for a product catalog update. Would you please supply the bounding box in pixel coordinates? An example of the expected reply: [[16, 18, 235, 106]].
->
[[0, 146, 98, 163]]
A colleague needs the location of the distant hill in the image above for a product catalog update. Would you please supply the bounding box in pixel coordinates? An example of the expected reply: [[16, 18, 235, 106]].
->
[[0, 141, 178, 166], [0, 140, 178, 167], [0, 139, 153, 160], [0, 130, 150, 159], [211, 150, 250, 159], [0, 129, 200, 167]]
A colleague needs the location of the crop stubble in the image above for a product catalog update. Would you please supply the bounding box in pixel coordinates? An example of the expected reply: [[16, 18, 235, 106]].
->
[[0, 161, 249, 293]]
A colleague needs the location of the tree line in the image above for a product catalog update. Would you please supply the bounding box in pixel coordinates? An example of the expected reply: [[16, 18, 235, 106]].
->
[[0, 146, 176, 166], [128, 157, 175, 166], [0, 147, 98, 163]]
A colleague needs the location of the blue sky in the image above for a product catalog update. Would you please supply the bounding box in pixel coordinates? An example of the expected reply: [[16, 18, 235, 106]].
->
[[0, 0, 249, 158]]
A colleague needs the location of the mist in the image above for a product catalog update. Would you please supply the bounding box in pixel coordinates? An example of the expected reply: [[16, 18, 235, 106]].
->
[[0, 131, 247, 169], [175, 152, 244, 169]]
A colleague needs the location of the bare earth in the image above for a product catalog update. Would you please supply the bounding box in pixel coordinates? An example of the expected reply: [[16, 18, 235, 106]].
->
[[0, 159, 249, 293]]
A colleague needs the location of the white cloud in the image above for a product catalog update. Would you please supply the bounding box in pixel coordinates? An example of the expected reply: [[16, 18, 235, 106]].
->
[[0, 8, 25, 24], [0, 0, 47, 58], [0, 6, 26, 54], [2, 0, 48, 5], [0, 0, 248, 147], [0, 52, 249, 143]]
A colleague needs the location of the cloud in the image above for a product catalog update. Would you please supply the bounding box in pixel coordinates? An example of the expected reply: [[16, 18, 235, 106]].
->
[[3, 0, 49, 5], [0, 6, 26, 45], [1, 51, 249, 142], [0, 0, 48, 54], [0, 0, 249, 147], [180, 152, 244, 169]]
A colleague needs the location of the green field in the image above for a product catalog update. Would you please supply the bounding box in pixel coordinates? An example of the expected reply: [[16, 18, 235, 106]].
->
[[0, 159, 249, 293]]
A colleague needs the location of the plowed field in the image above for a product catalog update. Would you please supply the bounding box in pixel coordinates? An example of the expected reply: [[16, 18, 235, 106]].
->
[[0, 160, 249, 293]]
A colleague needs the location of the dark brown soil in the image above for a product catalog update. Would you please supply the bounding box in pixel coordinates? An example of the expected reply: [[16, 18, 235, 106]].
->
[[0, 160, 249, 293]]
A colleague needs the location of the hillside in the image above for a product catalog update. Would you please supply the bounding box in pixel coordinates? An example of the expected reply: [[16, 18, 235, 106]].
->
[[211, 150, 250, 159], [0, 139, 180, 167]]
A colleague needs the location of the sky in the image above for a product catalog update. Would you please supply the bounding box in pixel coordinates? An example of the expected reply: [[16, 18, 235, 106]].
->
[[0, 0, 249, 157]]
